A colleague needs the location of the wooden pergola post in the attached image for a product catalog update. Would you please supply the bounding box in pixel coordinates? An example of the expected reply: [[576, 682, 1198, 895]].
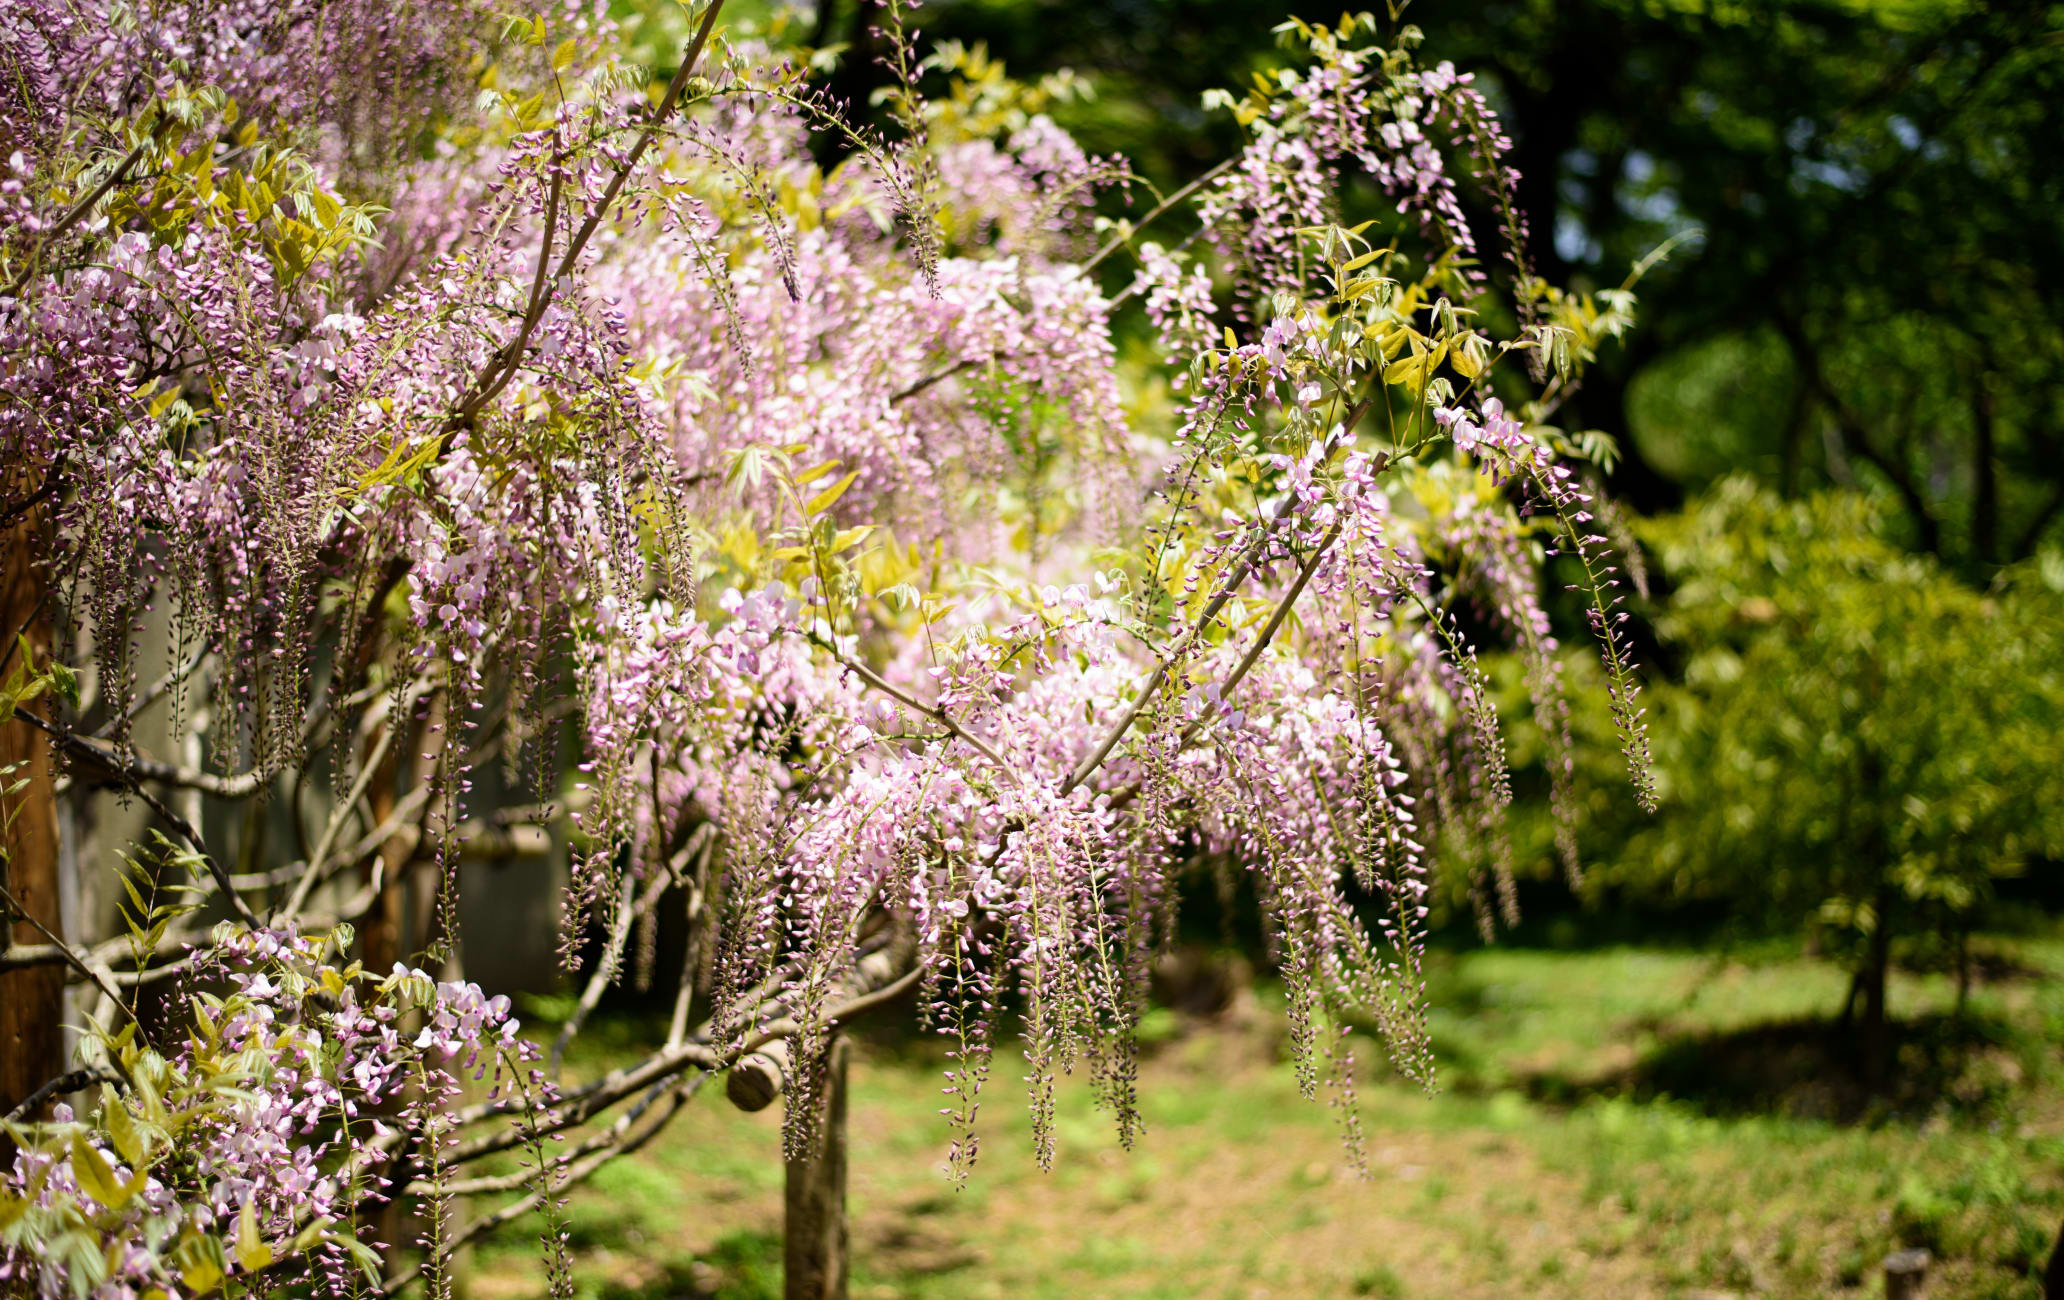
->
[[783, 1035, 850, 1300], [730, 1033, 853, 1300], [726, 938, 911, 1299]]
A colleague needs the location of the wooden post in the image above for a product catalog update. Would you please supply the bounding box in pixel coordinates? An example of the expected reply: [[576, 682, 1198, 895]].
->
[[1883, 1247, 1930, 1300], [1, 490, 64, 1128], [724, 940, 908, 1299], [784, 1035, 849, 1300]]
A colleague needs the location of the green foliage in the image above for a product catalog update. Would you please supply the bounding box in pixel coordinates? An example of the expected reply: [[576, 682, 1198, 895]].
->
[[1626, 481, 2064, 970]]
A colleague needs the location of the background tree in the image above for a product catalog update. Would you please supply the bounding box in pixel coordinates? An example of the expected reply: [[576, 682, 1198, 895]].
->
[[1626, 481, 2064, 1073]]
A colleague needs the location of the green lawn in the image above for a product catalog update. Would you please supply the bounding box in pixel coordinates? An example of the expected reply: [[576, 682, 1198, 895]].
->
[[459, 935, 2064, 1299]]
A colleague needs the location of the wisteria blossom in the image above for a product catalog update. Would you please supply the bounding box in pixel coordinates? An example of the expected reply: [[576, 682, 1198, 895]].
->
[[0, 2, 1656, 1292]]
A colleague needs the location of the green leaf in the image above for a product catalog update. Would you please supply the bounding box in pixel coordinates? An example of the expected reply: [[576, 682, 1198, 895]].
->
[[344, 1235, 385, 1284], [103, 1095, 144, 1167], [70, 1134, 126, 1208], [804, 470, 859, 517], [236, 1197, 275, 1273]]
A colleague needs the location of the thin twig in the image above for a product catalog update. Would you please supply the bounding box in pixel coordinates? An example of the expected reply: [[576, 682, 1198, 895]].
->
[[123, 781, 261, 927], [0, 469, 59, 530], [891, 355, 983, 404], [1061, 493, 1301, 794], [1208, 519, 1341, 712], [277, 679, 431, 919], [0, 587, 52, 681], [376, 1075, 707, 1294], [4, 114, 168, 299], [0, 883, 147, 1068], [3, 1067, 116, 1123], [11, 707, 260, 925], [548, 866, 664, 1076], [817, 638, 1013, 774], [1081, 156, 1236, 279], [15, 709, 268, 798], [449, 0, 729, 429], [95, 644, 212, 739]]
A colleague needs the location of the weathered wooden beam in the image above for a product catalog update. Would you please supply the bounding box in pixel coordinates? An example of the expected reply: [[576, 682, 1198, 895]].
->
[[1, 487, 63, 1132], [726, 1037, 791, 1113]]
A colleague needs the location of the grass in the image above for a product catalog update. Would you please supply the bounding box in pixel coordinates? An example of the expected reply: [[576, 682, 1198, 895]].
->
[[458, 933, 2064, 1299]]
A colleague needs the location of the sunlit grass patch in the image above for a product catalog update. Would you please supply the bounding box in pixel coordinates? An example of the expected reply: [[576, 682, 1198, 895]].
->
[[464, 935, 2064, 1299]]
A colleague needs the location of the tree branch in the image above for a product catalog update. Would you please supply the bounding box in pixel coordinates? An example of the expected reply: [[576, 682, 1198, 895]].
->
[[818, 638, 1013, 774], [1778, 315, 1942, 554], [1062, 494, 1303, 795], [450, 0, 729, 429]]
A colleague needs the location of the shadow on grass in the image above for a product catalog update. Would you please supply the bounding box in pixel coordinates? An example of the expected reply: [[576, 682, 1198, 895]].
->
[[596, 1230, 782, 1300], [1521, 1011, 2033, 1124], [588, 1213, 981, 1300]]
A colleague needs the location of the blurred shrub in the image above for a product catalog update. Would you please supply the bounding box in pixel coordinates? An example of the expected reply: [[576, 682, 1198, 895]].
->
[[1551, 481, 2064, 1043]]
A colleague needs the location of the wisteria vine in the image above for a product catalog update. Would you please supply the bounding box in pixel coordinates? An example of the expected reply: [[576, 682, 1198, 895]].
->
[[1, 2, 1657, 1292]]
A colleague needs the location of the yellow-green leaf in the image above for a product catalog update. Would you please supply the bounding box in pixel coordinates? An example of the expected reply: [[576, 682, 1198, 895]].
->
[[311, 188, 342, 228], [236, 1197, 275, 1273], [1450, 342, 1485, 379], [104, 1096, 144, 1166], [830, 525, 876, 554], [791, 459, 842, 487], [182, 1254, 223, 1295], [805, 469, 859, 517], [70, 1134, 125, 1207]]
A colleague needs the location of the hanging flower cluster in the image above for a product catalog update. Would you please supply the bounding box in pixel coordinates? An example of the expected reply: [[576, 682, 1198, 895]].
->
[[0, 924, 524, 1298]]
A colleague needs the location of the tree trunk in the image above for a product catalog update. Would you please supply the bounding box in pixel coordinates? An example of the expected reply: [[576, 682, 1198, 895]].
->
[[2043, 1208, 2064, 1298], [1859, 888, 1894, 1088], [1954, 919, 1971, 1021], [785, 1035, 850, 1300], [1, 492, 64, 1130], [1972, 386, 1998, 569], [358, 684, 436, 1277]]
